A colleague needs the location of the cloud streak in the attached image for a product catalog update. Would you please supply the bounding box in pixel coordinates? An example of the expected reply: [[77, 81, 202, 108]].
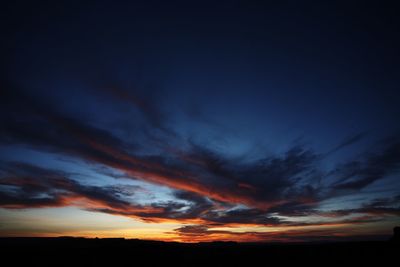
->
[[1, 83, 400, 241]]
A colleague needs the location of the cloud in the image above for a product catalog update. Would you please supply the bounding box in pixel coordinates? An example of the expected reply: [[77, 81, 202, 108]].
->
[[322, 195, 400, 217], [172, 190, 215, 218], [0, 162, 309, 226], [172, 221, 389, 242], [203, 208, 282, 226], [327, 131, 368, 155], [0, 87, 322, 211], [331, 140, 400, 191], [1, 83, 400, 235], [0, 162, 155, 215], [98, 85, 172, 134]]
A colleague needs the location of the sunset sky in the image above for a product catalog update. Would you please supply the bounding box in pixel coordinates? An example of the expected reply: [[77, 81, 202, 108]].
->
[[1, 1, 399, 242]]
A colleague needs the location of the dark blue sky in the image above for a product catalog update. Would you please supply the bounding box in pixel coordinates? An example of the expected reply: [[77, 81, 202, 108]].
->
[[0, 1, 399, 241]]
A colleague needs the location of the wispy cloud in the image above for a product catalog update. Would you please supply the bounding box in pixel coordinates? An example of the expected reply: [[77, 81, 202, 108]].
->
[[1, 83, 400, 241]]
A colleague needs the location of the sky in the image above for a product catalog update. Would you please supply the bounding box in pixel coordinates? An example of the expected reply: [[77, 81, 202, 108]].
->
[[0, 0, 399, 242]]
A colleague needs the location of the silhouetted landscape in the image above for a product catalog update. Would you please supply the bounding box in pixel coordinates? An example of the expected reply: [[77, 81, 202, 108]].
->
[[1, 227, 399, 266], [2, 2, 400, 264]]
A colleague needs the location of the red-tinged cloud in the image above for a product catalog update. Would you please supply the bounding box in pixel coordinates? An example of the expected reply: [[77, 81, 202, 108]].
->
[[1, 86, 400, 240], [0, 162, 163, 215], [1, 161, 398, 233], [172, 222, 391, 243], [1, 89, 318, 210]]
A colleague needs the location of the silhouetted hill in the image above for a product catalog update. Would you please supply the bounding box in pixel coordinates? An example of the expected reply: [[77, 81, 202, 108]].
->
[[1, 235, 399, 266], [390, 226, 400, 242]]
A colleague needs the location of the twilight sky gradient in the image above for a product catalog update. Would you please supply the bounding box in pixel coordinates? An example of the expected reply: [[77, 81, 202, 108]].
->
[[1, 1, 399, 242]]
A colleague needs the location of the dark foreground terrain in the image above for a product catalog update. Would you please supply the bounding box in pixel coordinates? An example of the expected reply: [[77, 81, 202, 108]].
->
[[1, 237, 399, 266]]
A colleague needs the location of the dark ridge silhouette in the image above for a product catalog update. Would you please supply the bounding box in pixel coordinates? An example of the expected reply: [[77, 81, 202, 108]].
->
[[1, 232, 399, 266], [390, 226, 400, 242]]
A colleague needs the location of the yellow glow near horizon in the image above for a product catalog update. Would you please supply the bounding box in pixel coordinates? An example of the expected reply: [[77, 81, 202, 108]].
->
[[1, 207, 395, 242], [0, 207, 180, 239]]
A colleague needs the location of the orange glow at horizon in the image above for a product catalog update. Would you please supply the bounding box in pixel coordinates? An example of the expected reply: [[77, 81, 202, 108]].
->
[[1, 206, 390, 243]]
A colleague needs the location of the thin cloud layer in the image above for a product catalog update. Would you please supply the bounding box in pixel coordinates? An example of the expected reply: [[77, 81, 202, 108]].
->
[[1, 84, 399, 242]]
